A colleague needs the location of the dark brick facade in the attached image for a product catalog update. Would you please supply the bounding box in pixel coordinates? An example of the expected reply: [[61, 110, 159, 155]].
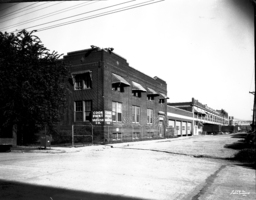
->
[[59, 48, 168, 143]]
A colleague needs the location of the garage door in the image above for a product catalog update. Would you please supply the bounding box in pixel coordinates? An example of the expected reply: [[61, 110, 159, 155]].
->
[[187, 122, 192, 135], [176, 121, 181, 136], [182, 122, 186, 136]]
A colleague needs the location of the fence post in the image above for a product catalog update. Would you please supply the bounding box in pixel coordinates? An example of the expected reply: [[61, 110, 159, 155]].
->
[[92, 124, 94, 145], [71, 124, 74, 147], [132, 125, 133, 141], [108, 126, 109, 143]]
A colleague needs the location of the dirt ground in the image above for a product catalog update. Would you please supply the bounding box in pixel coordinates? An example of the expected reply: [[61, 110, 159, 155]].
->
[[0, 133, 255, 200]]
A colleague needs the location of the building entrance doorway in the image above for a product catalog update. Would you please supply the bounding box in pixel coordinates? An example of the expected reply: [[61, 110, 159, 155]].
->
[[159, 122, 164, 137]]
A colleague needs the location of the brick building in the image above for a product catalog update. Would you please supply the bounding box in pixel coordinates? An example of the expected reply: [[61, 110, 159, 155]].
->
[[59, 46, 169, 143]]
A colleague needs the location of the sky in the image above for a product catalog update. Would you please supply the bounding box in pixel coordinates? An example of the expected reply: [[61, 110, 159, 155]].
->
[[0, 0, 254, 120]]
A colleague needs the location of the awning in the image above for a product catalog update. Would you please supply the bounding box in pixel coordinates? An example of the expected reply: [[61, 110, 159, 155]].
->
[[158, 111, 165, 115], [131, 81, 147, 92], [194, 107, 206, 115], [147, 88, 159, 96], [159, 93, 169, 99], [112, 73, 130, 86], [194, 107, 199, 113], [199, 109, 206, 115]]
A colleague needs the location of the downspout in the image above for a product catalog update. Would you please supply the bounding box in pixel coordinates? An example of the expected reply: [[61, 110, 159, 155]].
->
[[101, 50, 105, 142]]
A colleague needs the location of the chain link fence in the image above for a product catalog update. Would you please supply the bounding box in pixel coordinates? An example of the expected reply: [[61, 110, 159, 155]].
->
[[69, 124, 175, 146]]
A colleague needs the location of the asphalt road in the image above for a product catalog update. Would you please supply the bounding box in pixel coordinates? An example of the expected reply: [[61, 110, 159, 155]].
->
[[0, 134, 255, 200]]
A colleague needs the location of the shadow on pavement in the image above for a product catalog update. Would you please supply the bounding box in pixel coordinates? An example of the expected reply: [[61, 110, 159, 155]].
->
[[224, 134, 256, 169], [0, 179, 144, 200], [224, 139, 248, 150], [234, 162, 256, 170], [230, 133, 248, 139]]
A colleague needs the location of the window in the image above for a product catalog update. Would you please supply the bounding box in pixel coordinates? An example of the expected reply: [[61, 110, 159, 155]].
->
[[74, 101, 83, 121], [74, 101, 92, 122], [84, 101, 92, 121], [147, 132, 153, 138], [132, 106, 140, 123], [112, 133, 122, 140], [159, 99, 165, 104], [112, 102, 122, 122], [147, 109, 153, 124], [133, 132, 140, 139], [112, 84, 124, 92], [147, 96, 154, 101], [73, 72, 92, 90], [132, 91, 141, 97]]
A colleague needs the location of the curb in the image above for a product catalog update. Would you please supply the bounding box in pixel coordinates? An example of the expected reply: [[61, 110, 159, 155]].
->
[[9, 135, 199, 153], [105, 135, 195, 148]]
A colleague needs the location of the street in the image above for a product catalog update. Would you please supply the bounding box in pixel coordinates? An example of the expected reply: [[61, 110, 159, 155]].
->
[[0, 134, 255, 200]]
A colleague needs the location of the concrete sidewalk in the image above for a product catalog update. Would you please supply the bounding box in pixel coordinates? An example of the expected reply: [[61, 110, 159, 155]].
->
[[10, 135, 193, 153], [9, 133, 242, 154]]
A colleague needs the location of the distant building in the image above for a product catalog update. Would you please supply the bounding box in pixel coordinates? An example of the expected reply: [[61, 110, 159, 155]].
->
[[168, 98, 229, 135]]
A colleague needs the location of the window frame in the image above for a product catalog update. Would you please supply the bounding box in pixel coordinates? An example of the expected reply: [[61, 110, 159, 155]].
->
[[112, 102, 122, 123], [112, 84, 125, 93], [147, 109, 153, 124], [73, 72, 92, 91], [147, 95, 154, 101], [159, 99, 165, 104], [132, 91, 142, 98], [74, 100, 92, 122], [132, 106, 140, 123]]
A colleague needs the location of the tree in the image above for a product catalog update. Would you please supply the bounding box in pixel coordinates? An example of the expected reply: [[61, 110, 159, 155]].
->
[[0, 30, 69, 144]]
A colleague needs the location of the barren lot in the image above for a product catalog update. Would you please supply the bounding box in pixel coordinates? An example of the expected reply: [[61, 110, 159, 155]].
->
[[0, 134, 255, 200]]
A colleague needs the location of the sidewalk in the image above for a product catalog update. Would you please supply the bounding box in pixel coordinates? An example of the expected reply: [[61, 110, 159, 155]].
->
[[10, 135, 194, 153], [106, 135, 194, 148]]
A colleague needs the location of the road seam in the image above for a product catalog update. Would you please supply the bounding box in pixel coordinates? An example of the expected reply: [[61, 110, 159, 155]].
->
[[191, 165, 227, 200], [115, 147, 233, 161]]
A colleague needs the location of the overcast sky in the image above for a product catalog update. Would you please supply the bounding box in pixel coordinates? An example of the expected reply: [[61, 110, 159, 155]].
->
[[0, 0, 254, 120]]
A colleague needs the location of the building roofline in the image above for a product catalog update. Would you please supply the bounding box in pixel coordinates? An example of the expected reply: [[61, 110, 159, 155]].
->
[[167, 105, 193, 114]]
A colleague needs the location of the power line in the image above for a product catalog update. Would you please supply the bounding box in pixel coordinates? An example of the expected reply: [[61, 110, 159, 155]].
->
[[11, 0, 136, 32], [1, 1, 97, 30], [0, 2, 38, 19], [0, 3, 18, 13], [0, 2, 55, 23], [36, 0, 164, 32]]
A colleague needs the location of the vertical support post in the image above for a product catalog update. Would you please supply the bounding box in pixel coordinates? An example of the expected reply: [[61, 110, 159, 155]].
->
[[132, 125, 133, 141], [92, 124, 94, 145], [71, 124, 74, 147], [44, 125, 47, 149], [192, 106, 195, 136], [141, 125, 143, 140], [253, 3, 256, 131], [108, 126, 109, 143]]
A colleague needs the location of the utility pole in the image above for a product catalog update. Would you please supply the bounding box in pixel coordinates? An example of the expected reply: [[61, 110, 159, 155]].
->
[[253, 2, 256, 131]]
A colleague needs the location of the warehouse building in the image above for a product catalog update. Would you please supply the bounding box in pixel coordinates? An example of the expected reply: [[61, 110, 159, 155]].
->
[[58, 46, 231, 144], [168, 98, 229, 135], [59, 46, 169, 143]]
